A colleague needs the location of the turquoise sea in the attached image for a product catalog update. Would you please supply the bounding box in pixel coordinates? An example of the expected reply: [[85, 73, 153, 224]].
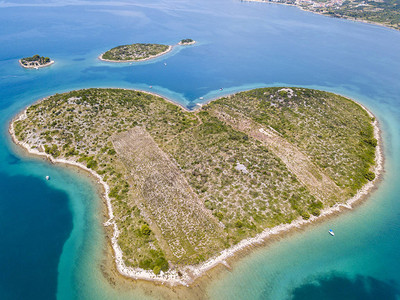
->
[[1, 0, 400, 299]]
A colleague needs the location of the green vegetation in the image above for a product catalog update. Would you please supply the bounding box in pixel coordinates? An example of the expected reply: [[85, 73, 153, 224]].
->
[[207, 88, 377, 197], [44, 144, 60, 157], [20, 54, 51, 67], [101, 43, 170, 61], [141, 224, 151, 236], [365, 171, 376, 181], [13, 87, 377, 273], [180, 38, 195, 45]]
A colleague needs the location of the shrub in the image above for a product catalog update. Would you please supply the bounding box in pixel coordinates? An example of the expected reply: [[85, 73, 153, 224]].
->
[[44, 144, 60, 157], [109, 186, 119, 198], [300, 211, 310, 220], [214, 211, 224, 221], [363, 138, 377, 147], [155, 256, 169, 271], [235, 220, 243, 228], [139, 259, 152, 269], [311, 208, 320, 216], [309, 200, 323, 216], [153, 266, 161, 275], [364, 171, 375, 181], [279, 90, 288, 97], [86, 159, 98, 169], [141, 224, 151, 236], [65, 147, 78, 157]]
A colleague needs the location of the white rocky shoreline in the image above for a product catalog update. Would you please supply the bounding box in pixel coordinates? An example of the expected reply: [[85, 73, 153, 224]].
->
[[19, 59, 55, 69], [8, 91, 383, 287]]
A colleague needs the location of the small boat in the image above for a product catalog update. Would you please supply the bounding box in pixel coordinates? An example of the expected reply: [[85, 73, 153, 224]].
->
[[329, 229, 335, 236], [164, 62, 167, 66], [46, 175, 50, 180], [149, 86, 152, 89], [199, 97, 204, 100]]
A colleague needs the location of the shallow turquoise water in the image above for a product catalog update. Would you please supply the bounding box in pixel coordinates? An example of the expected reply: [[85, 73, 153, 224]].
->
[[1, 0, 400, 299]]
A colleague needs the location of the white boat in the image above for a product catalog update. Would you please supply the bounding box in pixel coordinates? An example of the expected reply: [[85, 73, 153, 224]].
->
[[329, 229, 335, 236], [46, 175, 50, 180]]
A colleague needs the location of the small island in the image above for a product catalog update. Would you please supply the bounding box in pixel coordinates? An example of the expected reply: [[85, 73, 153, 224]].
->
[[10, 87, 381, 285], [99, 43, 172, 62], [179, 38, 196, 45], [19, 54, 54, 69]]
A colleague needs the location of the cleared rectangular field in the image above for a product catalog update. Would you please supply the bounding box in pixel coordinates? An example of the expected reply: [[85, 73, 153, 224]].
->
[[112, 127, 226, 264]]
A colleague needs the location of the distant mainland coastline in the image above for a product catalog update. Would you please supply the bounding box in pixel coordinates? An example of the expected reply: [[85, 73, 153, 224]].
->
[[245, 0, 400, 31], [10, 87, 382, 286]]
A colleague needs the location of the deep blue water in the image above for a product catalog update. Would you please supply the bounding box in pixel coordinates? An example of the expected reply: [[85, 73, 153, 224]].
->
[[0, 173, 71, 299], [1, 0, 400, 299]]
